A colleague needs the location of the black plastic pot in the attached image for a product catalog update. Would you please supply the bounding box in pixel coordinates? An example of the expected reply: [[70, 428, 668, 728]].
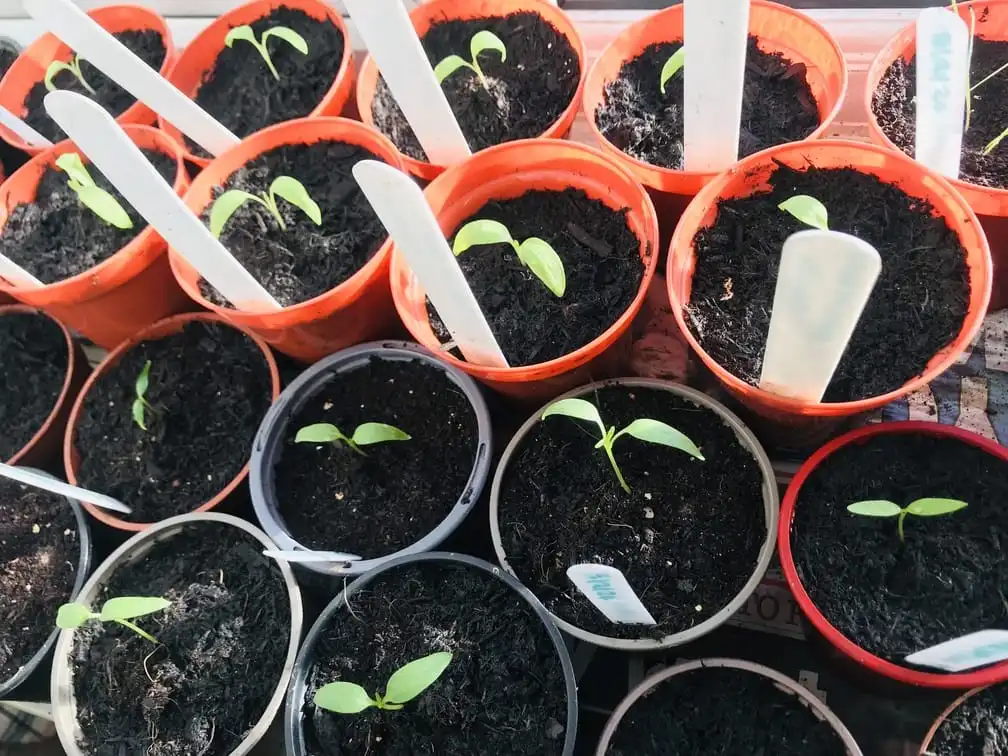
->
[[284, 550, 579, 756], [249, 341, 494, 588]]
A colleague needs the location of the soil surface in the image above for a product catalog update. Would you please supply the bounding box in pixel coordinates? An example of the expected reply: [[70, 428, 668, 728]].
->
[[0, 479, 79, 685], [606, 666, 848, 755], [792, 433, 1008, 667], [186, 6, 345, 156], [71, 523, 291, 756], [0, 311, 67, 461], [23, 30, 166, 143], [372, 11, 580, 162], [274, 357, 478, 557], [198, 140, 388, 308], [0, 149, 177, 284], [596, 38, 820, 170], [73, 321, 274, 523], [688, 164, 969, 402], [930, 682, 1008, 755], [427, 188, 645, 367], [303, 561, 569, 755], [497, 385, 766, 640], [872, 30, 1008, 189]]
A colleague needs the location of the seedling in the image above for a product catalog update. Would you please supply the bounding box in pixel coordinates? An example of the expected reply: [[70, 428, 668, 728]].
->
[[224, 24, 308, 80], [847, 497, 968, 542], [55, 152, 133, 230], [433, 30, 506, 90], [295, 422, 411, 456], [132, 360, 153, 432], [209, 175, 321, 238], [983, 126, 1008, 156], [45, 54, 95, 95], [453, 219, 566, 297], [659, 47, 685, 95], [778, 195, 829, 231], [56, 596, 171, 644], [541, 397, 704, 493], [314, 651, 453, 714]]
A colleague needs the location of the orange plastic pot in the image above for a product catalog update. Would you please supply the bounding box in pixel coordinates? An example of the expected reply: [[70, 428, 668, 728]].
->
[[0, 4, 174, 155], [62, 312, 281, 532], [169, 117, 404, 363], [668, 139, 992, 442], [583, 0, 847, 255], [918, 683, 1001, 753], [866, 0, 1008, 311], [0, 125, 191, 349], [1, 305, 88, 469], [356, 0, 587, 183], [161, 0, 355, 169], [390, 138, 659, 403]]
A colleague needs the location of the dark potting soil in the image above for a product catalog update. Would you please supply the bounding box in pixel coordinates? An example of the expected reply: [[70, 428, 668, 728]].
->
[[606, 667, 847, 756], [0, 479, 79, 684], [303, 561, 569, 756], [74, 321, 274, 523], [872, 32, 1008, 189], [0, 44, 19, 80], [274, 357, 478, 558], [0, 149, 177, 284], [792, 433, 1008, 667], [596, 38, 820, 170], [23, 30, 166, 143], [498, 385, 766, 640], [185, 6, 345, 157], [688, 164, 969, 402], [930, 682, 1008, 755], [426, 188, 645, 367], [372, 12, 580, 162], [0, 311, 67, 461], [71, 523, 290, 756], [198, 140, 388, 308]]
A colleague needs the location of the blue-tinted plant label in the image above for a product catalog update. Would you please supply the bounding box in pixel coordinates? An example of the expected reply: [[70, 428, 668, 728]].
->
[[915, 7, 969, 179], [905, 629, 1008, 672], [567, 564, 657, 626]]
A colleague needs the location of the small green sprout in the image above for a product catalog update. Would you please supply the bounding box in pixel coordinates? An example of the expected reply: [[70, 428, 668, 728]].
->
[[209, 175, 321, 238], [132, 360, 154, 432], [56, 596, 171, 644], [295, 422, 411, 456], [778, 194, 829, 231], [983, 126, 1008, 156], [224, 24, 308, 80], [453, 219, 566, 297], [847, 497, 968, 542], [55, 152, 133, 230], [45, 54, 95, 95], [433, 30, 506, 90], [659, 47, 684, 95], [541, 397, 704, 493], [314, 651, 453, 714]]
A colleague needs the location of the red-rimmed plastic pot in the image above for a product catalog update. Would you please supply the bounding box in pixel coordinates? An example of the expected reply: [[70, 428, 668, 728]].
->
[[356, 0, 587, 183], [0, 125, 192, 349], [918, 681, 1007, 754], [779, 421, 1008, 689]]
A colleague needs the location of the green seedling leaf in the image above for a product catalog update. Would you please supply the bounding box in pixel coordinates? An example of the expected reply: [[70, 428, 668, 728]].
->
[[136, 360, 151, 399], [350, 423, 411, 447], [209, 190, 262, 238], [132, 398, 147, 431], [224, 24, 257, 48], [470, 30, 506, 67], [56, 602, 94, 629], [659, 47, 685, 95], [295, 423, 345, 444], [453, 219, 514, 255], [541, 397, 606, 436], [55, 152, 94, 187], [384, 651, 453, 705], [778, 195, 829, 231], [269, 176, 322, 226], [847, 500, 902, 517], [615, 418, 705, 460], [262, 26, 309, 55], [45, 60, 75, 91], [314, 682, 377, 714], [516, 238, 566, 297], [74, 184, 134, 229], [434, 54, 471, 84], [906, 498, 968, 517], [226, 23, 307, 79], [435, 30, 506, 88], [99, 596, 171, 622], [984, 126, 1008, 156]]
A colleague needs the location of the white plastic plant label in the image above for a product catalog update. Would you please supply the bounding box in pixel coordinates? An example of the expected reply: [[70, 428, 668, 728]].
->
[[915, 7, 970, 179], [567, 564, 657, 625], [906, 630, 1008, 672]]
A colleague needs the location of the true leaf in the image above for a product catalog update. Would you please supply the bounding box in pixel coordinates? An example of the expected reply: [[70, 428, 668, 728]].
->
[[74, 184, 133, 229], [262, 26, 309, 55], [135, 360, 151, 399], [541, 397, 606, 436], [906, 498, 968, 517], [433, 55, 472, 84], [132, 398, 147, 431], [295, 423, 345, 444], [470, 30, 506, 66], [44, 60, 75, 92], [209, 190, 261, 238], [351, 422, 411, 447], [659, 47, 685, 95], [778, 195, 829, 231], [56, 602, 94, 629], [99, 596, 171, 622], [615, 418, 705, 460], [55, 152, 94, 187], [846, 500, 903, 518], [517, 237, 566, 297], [384, 651, 453, 705], [224, 25, 257, 48], [452, 219, 514, 255], [269, 176, 322, 226]]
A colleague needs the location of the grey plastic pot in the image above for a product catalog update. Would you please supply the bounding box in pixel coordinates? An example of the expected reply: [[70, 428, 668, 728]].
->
[[489, 377, 779, 651], [0, 468, 92, 700], [594, 658, 864, 755], [250, 340, 493, 583], [50, 512, 304, 756], [284, 550, 579, 756]]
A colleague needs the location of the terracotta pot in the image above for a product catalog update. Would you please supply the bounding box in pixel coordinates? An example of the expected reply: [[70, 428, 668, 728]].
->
[[918, 683, 999, 754]]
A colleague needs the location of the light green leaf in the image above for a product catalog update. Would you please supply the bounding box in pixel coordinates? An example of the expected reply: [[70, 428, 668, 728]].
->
[[313, 682, 377, 714], [209, 190, 261, 238], [74, 184, 133, 229], [44, 60, 75, 92], [659, 47, 685, 95], [263, 26, 309, 56], [778, 195, 829, 231], [452, 219, 514, 255], [351, 422, 411, 447], [99, 596, 171, 622], [471, 30, 506, 66], [984, 127, 1008, 156], [906, 498, 968, 517], [541, 397, 606, 437], [135, 360, 151, 399], [55, 152, 94, 187], [384, 651, 453, 705], [846, 500, 903, 518], [132, 398, 147, 431], [517, 237, 566, 297], [269, 176, 322, 226], [295, 423, 346, 444], [224, 25, 258, 49], [56, 602, 94, 629], [434, 55, 473, 84], [614, 419, 705, 460]]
